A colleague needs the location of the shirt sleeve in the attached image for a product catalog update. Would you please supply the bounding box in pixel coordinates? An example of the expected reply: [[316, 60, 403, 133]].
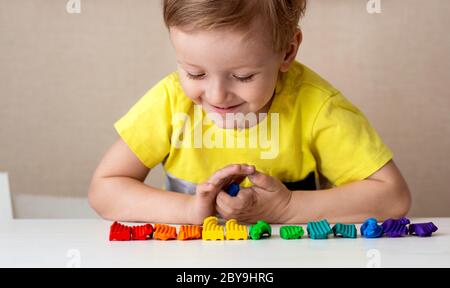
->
[[114, 78, 173, 168], [311, 92, 393, 186]]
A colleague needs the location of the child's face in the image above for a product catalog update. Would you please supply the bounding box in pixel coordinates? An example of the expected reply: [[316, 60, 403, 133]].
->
[[169, 19, 288, 127]]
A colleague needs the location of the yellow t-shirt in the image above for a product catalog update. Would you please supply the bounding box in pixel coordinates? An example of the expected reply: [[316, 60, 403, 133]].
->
[[115, 61, 392, 194]]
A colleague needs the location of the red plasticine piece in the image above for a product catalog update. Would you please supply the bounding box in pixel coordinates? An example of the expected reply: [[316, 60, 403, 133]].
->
[[131, 224, 154, 240], [109, 221, 131, 241]]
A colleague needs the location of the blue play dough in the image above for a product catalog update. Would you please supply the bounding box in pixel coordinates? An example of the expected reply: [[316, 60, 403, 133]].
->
[[360, 218, 384, 238], [226, 183, 240, 197]]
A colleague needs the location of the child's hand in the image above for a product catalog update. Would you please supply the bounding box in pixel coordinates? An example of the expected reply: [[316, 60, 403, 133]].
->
[[215, 170, 292, 223], [189, 164, 255, 224]]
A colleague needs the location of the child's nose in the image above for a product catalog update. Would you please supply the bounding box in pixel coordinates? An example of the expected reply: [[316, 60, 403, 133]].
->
[[205, 78, 229, 105]]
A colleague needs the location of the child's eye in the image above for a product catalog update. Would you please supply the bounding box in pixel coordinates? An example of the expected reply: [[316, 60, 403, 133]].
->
[[186, 72, 205, 80], [233, 74, 254, 83]]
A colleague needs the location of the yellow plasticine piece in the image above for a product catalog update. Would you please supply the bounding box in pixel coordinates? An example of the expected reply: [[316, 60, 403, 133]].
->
[[202, 216, 225, 240], [225, 219, 248, 240]]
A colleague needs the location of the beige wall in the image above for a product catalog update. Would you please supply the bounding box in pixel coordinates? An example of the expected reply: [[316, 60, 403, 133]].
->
[[1, 0, 449, 217]]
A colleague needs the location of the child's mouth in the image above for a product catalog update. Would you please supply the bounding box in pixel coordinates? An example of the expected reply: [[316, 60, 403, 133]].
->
[[209, 103, 244, 114]]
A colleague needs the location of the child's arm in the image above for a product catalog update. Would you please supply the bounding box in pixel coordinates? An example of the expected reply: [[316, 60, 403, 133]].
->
[[285, 160, 411, 223], [88, 138, 192, 223], [88, 138, 255, 224], [215, 160, 411, 223]]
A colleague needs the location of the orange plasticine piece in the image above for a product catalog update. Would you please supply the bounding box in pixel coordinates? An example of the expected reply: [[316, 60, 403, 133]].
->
[[177, 225, 203, 240], [153, 224, 177, 240]]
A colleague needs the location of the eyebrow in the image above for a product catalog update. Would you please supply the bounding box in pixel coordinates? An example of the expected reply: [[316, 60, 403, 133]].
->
[[177, 60, 262, 70], [177, 61, 203, 68]]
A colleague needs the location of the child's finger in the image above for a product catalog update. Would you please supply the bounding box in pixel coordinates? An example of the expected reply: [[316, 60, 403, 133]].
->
[[196, 182, 220, 198], [207, 164, 255, 187], [215, 203, 234, 220], [248, 171, 280, 192], [215, 194, 238, 219], [235, 188, 255, 209], [216, 188, 254, 211], [232, 175, 246, 185], [216, 191, 232, 208]]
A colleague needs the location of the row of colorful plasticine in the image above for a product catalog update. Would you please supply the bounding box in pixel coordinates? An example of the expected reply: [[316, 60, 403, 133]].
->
[[109, 217, 438, 241], [279, 217, 438, 240]]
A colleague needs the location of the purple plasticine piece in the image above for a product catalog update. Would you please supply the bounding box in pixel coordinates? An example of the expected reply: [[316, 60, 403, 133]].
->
[[409, 222, 438, 237], [381, 217, 410, 237]]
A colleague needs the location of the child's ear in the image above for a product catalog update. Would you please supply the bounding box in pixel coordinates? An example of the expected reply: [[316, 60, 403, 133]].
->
[[280, 28, 303, 73]]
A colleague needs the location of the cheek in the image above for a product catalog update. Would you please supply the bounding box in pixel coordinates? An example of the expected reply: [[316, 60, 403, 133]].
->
[[241, 80, 275, 106], [179, 79, 203, 104]]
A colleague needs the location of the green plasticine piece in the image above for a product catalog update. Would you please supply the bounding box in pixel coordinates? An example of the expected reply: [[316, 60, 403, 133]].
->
[[307, 220, 333, 239], [249, 220, 272, 240], [332, 223, 357, 238], [280, 226, 304, 240]]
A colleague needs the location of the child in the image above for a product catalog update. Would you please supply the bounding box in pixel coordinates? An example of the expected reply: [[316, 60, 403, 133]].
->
[[88, 0, 411, 224]]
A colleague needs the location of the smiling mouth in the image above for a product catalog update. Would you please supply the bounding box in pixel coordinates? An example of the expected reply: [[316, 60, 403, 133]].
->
[[210, 103, 244, 113]]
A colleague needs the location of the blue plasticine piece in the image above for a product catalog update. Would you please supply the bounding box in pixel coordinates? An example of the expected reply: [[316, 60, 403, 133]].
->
[[360, 218, 384, 238], [225, 183, 240, 197], [332, 223, 357, 238], [307, 220, 333, 239]]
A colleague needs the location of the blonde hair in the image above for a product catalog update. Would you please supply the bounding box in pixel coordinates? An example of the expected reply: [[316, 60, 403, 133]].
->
[[163, 0, 306, 54]]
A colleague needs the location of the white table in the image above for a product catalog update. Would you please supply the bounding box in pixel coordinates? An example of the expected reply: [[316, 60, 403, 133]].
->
[[1, 218, 449, 268]]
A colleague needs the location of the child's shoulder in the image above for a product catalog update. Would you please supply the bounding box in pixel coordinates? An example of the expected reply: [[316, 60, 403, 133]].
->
[[282, 61, 340, 98], [278, 61, 342, 114], [153, 71, 184, 96], [143, 71, 193, 113]]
